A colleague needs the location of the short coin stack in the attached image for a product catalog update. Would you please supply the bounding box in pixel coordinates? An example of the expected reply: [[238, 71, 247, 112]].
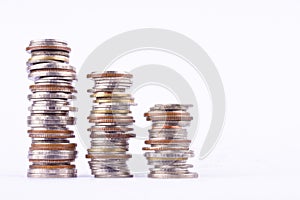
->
[[26, 39, 77, 178], [143, 104, 198, 178], [86, 71, 136, 178]]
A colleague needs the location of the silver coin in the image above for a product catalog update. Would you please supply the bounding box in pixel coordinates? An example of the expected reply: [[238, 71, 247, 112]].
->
[[29, 39, 68, 46], [27, 173, 76, 178], [29, 70, 76, 79], [88, 88, 126, 93], [27, 62, 75, 71], [144, 151, 194, 158], [148, 172, 198, 178], [28, 116, 74, 121], [28, 92, 76, 100], [31, 139, 70, 143], [31, 50, 70, 57], [29, 106, 77, 111], [28, 168, 76, 174], [151, 121, 191, 127]]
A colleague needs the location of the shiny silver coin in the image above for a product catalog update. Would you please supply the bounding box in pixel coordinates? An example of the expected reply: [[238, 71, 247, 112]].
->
[[149, 133, 187, 139], [92, 105, 130, 110], [150, 168, 190, 174], [30, 160, 73, 165], [88, 70, 131, 75], [31, 139, 70, 143], [29, 149, 77, 154], [91, 141, 128, 147], [148, 128, 188, 133], [29, 69, 75, 76], [31, 50, 70, 57], [27, 173, 76, 178], [153, 164, 193, 169], [28, 168, 76, 174], [94, 174, 133, 178], [147, 159, 187, 165], [93, 83, 132, 88], [27, 62, 75, 71], [88, 88, 126, 93], [151, 104, 193, 110], [29, 39, 68, 46], [32, 100, 70, 105], [28, 116, 74, 121], [28, 92, 76, 100], [35, 79, 73, 85], [28, 120, 75, 126], [28, 154, 77, 160], [148, 172, 198, 179], [29, 106, 77, 112], [91, 168, 129, 174], [26, 58, 69, 66], [29, 71, 76, 80], [30, 111, 70, 115], [150, 144, 190, 148], [93, 122, 134, 126], [144, 151, 194, 158], [29, 134, 75, 139], [94, 80, 132, 85], [89, 161, 128, 166]]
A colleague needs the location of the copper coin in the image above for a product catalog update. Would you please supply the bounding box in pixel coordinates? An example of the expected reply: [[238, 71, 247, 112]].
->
[[26, 45, 71, 52], [144, 111, 190, 117]]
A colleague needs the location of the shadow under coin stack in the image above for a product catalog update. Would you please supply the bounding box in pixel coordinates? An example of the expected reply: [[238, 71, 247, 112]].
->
[[143, 104, 198, 178], [26, 39, 77, 178], [86, 71, 136, 178]]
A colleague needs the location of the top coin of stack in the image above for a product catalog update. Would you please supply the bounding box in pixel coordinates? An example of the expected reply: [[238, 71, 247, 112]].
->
[[86, 71, 136, 178], [143, 104, 198, 178], [26, 39, 78, 178]]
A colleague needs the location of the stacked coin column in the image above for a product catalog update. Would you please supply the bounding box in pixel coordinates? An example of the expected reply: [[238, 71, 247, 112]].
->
[[26, 39, 77, 178], [143, 104, 198, 178], [86, 71, 136, 178]]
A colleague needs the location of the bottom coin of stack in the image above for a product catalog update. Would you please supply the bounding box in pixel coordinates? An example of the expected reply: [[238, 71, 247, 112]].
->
[[143, 104, 198, 178], [86, 71, 136, 178]]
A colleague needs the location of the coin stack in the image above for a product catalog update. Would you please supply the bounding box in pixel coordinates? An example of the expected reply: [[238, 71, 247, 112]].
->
[[26, 39, 78, 178], [86, 71, 136, 178], [143, 104, 198, 178]]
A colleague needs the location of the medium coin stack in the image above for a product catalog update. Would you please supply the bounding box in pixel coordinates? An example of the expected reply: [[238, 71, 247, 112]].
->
[[143, 104, 198, 178], [86, 71, 136, 178], [26, 39, 77, 178]]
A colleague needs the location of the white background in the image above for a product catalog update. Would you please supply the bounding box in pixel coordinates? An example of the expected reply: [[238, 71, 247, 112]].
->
[[0, 0, 300, 199]]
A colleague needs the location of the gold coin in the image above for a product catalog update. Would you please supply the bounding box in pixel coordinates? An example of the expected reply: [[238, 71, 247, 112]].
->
[[28, 55, 69, 63]]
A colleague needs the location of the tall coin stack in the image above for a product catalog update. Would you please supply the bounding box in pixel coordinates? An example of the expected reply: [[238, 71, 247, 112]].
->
[[143, 104, 198, 178], [26, 39, 78, 178], [86, 71, 136, 178]]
